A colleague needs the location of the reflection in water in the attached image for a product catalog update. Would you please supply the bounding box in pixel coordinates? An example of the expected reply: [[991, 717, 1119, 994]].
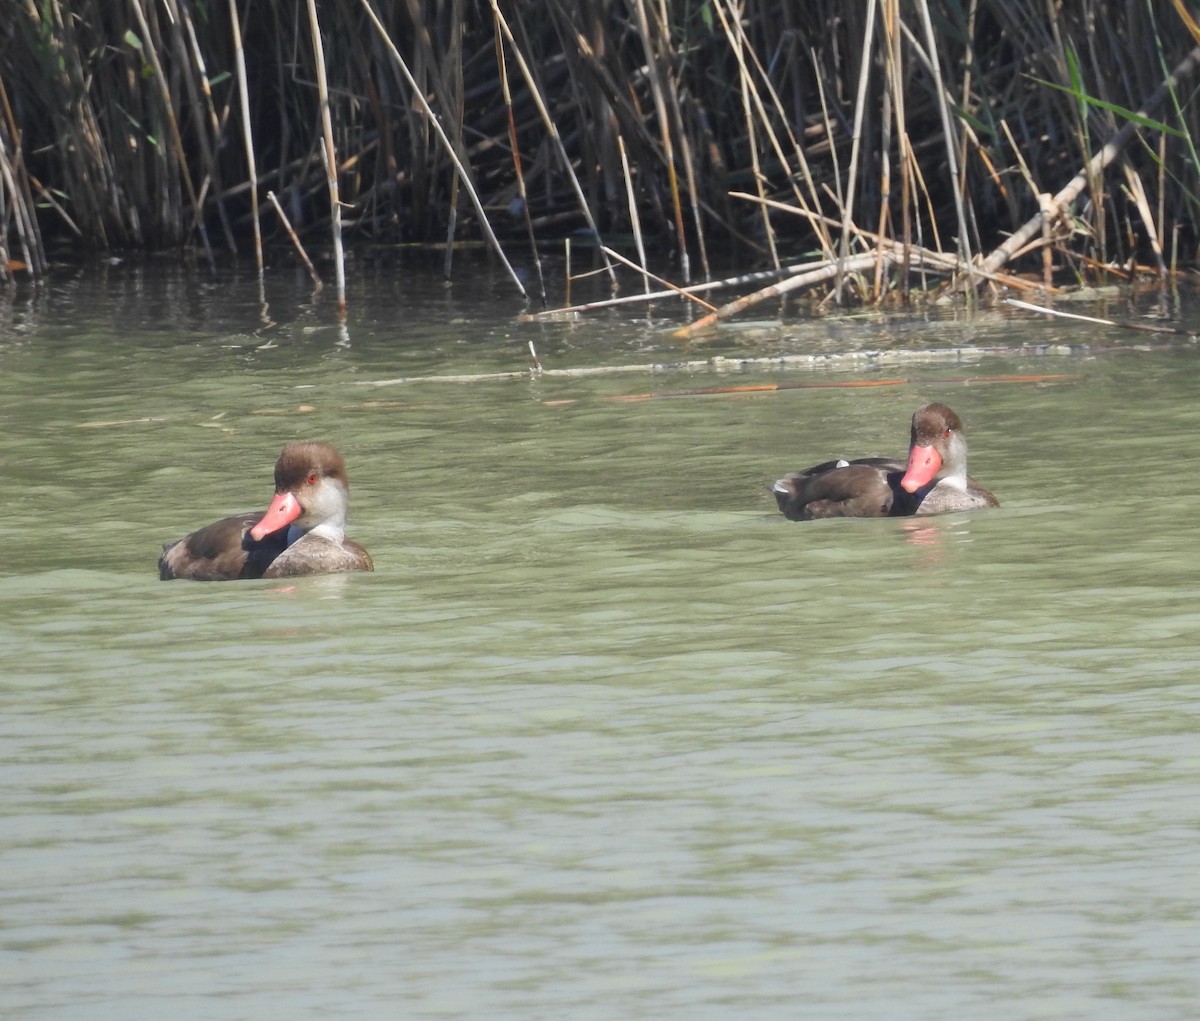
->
[[900, 517, 948, 550], [1, 267, 1199, 1020]]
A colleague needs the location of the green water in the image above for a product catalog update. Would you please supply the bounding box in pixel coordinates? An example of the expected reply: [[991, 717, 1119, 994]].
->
[[2, 260, 1198, 1020]]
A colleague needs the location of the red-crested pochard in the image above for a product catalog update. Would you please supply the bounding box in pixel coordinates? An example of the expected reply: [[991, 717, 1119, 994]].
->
[[158, 440, 374, 580], [772, 402, 999, 520]]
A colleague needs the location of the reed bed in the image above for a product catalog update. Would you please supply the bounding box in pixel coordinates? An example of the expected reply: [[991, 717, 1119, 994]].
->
[[2, 0, 1198, 318]]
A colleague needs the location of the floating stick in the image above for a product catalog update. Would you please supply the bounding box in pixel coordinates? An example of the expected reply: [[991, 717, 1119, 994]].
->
[[542, 373, 1075, 406], [1004, 298, 1195, 337]]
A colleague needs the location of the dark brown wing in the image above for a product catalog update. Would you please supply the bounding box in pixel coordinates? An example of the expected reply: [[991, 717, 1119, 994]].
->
[[158, 513, 288, 581], [773, 458, 910, 520]]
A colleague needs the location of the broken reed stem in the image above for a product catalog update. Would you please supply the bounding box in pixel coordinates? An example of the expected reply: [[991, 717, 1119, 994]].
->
[[267, 190, 321, 286], [1122, 163, 1166, 274], [675, 253, 898, 339], [599, 245, 719, 312], [305, 0, 345, 312], [731, 190, 1042, 290], [522, 258, 837, 319], [977, 42, 1200, 282]]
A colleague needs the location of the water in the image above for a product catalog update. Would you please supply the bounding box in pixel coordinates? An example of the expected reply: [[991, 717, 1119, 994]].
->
[[2, 259, 1199, 1020]]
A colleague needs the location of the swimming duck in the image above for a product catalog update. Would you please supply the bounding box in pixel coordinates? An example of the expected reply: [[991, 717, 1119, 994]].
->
[[158, 440, 373, 580], [772, 403, 999, 520]]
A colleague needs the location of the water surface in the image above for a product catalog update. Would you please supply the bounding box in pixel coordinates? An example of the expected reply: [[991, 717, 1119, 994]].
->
[[2, 260, 1198, 1019]]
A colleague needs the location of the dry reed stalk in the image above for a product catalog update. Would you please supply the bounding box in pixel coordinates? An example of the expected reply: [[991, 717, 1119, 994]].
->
[[880, 0, 911, 298], [913, 0, 974, 290], [732, 191, 1044, 293], [3, 0, 1198, 292], [229, 0, 261, 272], [809, 49, 847, 246], [714, 1, 836, 261], [872, 9, 895, 303], [631, 0, 690, 281], [652, 0, 709, 280], [1005, 298, 1193, 336], [488, 0, 615, 287], [173, 0, 236, 253], [0, 77, 45, 276], [525, 258, 875, 320], [354, 359, 1077, 391], [833, 0, 878, 304], [306, 0, 346, 311], [1121, 164, 1166, 275], [492, 5, 546, 304], [711, 0, 777, 270], [563, 237, 571, 306], [0, 144, 30, 278], [977, 41, 1200, 282], [267, 190, 321, 286], [599, 244, 719, 313], [357, 0, 526, 297], [443, 0, 466, 280], [128, 0, 205, 252], [617, 135, 651, 294]]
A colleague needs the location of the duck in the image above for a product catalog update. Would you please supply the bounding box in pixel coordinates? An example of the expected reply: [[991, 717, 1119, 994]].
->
[[772, 402, 999, 520], [158, 440, 374, 580]]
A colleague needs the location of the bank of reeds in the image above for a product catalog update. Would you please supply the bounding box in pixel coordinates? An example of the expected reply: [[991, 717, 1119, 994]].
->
[[2, 0, 1199, 313]]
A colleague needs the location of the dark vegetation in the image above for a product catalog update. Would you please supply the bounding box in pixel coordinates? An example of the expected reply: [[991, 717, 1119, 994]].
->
[[2, 0, 1199, 314]]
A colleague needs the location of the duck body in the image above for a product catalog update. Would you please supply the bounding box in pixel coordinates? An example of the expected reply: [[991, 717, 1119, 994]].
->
[[772, 403, 998, 521], [159, 441, 373, 581]]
